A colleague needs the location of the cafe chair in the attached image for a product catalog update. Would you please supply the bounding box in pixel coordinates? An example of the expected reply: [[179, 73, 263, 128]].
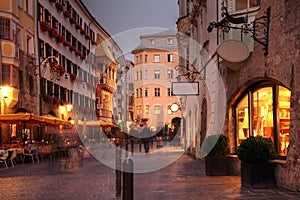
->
[[23, 144, 39, 164], [0, 150, 13, 168]]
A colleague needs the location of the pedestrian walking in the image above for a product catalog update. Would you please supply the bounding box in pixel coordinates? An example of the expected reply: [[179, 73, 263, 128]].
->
[[141, 123, 151, 153]]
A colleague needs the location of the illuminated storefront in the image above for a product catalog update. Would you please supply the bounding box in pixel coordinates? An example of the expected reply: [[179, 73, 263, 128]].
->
[[235, 83, 291, 156]]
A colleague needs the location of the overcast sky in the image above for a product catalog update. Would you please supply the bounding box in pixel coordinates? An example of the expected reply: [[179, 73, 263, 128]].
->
[[81, 0, 179, 36]]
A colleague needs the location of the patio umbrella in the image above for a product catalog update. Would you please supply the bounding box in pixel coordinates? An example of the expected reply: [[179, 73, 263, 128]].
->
[[0, 113, 46, 143], [77, 120, 116, 127], [0, 113, 46, 125], [41, 114, 72, 126]]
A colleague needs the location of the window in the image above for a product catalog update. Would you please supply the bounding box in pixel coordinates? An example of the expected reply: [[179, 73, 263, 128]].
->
[[154, 54, 160, 63], [145, 55, 148, 63], [139, 88, 142, 97], [145, 88, 148, 97], [29, 76, 35, 95], [47, 81, 53, 95], [2, 65, 10, 85], [24, 0, 28, 12], [136, 89, 139, 98], [185, 47, 189, 69], [145, 105, 149, 114], [136, 105, 142, 115], [12, 22, 17, 42], [136, 72, 139, 80], [167, 54, 174, 62], [18, 0, 22, 8], [234, 0, 259, 11], [118, 99, 122, 107], [149, 39, 155, 45], [19, 70, 24, 92], [0, 18, 10, 40], [167, 38, 173, 44], [140, 55, 142, 63], [154, 70, 160, 79], [167, 70, 173, 79], [235, 84, 291, 157], [144, 70, 148, 80], [139, 71, 142, 80], [167, 88, 172, 96], [154, 105, 161, 115], [154, 88, 160, 97]]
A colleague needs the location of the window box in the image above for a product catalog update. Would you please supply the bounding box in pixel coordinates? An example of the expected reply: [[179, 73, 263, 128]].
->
[[75, 50, 82, 56], [40, 21, 50, 32], [80, 28, 85, 35], [63, 40, 71, 47], [75, 23, 81, 30], [85, 33, 91, 40], [63, 10, 71, 18], [49, 28, 59, 38], [69, 45, 76, 52], [70, 73, 77, 82], [55, 2, 63, 11], [80, 54, 86, 60], [60, 67, 66, 76], [69, 17, 77, 25], [56, 35, 65, 43]]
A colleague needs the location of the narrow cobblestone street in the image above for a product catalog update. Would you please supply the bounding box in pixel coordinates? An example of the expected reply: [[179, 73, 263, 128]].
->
[[0, 153, 300, 200]]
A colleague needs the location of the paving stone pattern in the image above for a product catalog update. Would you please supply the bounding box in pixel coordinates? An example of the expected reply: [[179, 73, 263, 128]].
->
[[0, 155, 300, 200]]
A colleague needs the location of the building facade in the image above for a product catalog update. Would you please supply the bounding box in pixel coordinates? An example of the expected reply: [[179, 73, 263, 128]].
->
[[0, 0, 121, 145], [0, 0, 36, 143], [178, 0, 300, 191], [132, 30, 181, 132]]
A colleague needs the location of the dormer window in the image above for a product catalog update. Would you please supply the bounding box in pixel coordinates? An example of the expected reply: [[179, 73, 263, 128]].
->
[[167, 38, 173, 45], [149, 38, 155, 45]]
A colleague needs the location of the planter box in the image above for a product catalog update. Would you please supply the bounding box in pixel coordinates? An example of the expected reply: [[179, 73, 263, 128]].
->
[[241, 162, 275, 188], [205, 156, 228, 176]]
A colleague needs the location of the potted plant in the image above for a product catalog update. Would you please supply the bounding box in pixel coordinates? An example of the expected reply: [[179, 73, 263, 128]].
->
[[236, 136, 277, 188], [204, 134, 230, 176]]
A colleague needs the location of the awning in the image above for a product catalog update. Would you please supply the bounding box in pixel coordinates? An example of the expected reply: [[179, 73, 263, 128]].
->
[[42, 114, 72, 126], [77, 120, 118, 128], [102, 121, 118, 128], [0, 113, 46, 125]]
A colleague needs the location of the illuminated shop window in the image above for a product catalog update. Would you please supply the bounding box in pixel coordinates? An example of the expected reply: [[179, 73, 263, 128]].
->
[[235, 85, 290, 157]]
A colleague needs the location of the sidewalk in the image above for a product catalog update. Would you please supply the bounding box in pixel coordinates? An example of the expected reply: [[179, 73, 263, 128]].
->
[[134, 155, 300, 200]]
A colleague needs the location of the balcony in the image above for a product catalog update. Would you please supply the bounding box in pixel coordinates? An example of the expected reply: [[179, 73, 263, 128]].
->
[[97, 109, 113, 119], [98, 77, 116, 93]]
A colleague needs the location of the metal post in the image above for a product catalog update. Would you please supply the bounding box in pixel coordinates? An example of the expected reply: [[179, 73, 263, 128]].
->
[[122, 158, 134, 200], [115, 144, 122, 197], [130, 137, 134, 155]]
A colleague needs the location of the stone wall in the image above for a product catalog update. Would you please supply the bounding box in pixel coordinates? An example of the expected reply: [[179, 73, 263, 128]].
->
[[222, 0, 300, 191]]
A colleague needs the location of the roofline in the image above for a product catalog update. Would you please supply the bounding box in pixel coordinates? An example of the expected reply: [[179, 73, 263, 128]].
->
[[132, 47, 178, 54]]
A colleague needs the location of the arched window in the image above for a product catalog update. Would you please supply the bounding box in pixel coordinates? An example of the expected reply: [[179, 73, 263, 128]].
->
[[236, 84, 291, 157]]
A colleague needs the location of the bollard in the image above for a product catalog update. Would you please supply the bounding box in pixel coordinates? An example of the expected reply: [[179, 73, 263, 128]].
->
[[131, 138, 134, 155], [122, 158, 134, 200], [115, 144, 122, 197], [139, 139, 142, 152]]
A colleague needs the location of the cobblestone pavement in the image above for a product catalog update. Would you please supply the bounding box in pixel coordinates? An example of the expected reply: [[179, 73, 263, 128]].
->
[[0, 149, 300, 200]]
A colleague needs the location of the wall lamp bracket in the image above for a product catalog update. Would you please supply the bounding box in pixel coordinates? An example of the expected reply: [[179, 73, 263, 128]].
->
[[207, 6, 271, 55], [175, 64, 204, 83]]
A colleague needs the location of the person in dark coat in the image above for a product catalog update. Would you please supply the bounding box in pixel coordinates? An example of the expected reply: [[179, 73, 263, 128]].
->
[[141, 124, 151, 153]]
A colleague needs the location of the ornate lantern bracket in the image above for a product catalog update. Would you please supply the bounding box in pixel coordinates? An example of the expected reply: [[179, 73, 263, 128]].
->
[[207, 6, 271, 55]]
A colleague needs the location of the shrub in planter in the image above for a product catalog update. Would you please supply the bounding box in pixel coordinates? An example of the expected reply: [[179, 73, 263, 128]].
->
[[236, 136, 277, 188], [204, 134, 230, 176]]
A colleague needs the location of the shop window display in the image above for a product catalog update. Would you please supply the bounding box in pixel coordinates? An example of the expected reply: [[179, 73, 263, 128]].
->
[[235, 85, 290, 157]]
